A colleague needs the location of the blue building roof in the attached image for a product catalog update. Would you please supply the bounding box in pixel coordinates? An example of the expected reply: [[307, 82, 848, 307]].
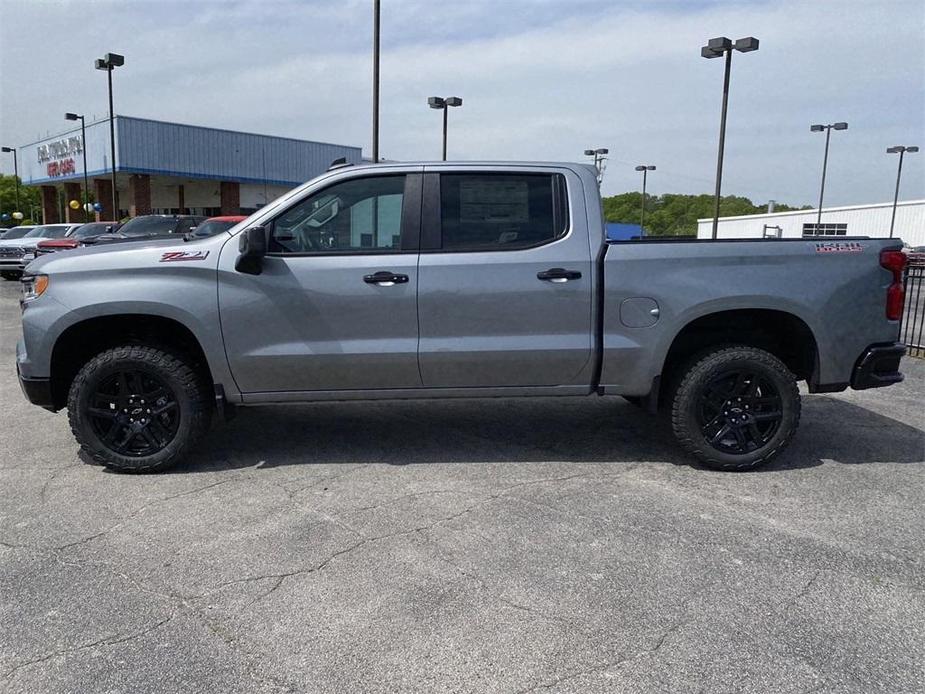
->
[[17, 116, 363, 187]]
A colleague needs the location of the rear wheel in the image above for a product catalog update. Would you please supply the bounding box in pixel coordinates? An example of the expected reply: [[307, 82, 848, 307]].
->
[[67, 346, 211, 473], [670, 346, 800, 471]]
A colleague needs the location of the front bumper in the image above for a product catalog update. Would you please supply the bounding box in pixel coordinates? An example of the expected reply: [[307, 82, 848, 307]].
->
[[850, 342, 905, 390], [17, 364, 56, 411]]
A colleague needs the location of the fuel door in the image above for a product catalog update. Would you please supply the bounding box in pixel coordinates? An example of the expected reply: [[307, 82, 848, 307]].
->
[[620, 297, 660, 328]]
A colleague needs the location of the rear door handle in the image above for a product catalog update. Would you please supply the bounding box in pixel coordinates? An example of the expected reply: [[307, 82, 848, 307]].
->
[[537, 268, 582, 283], [364, 271, 409, 287]]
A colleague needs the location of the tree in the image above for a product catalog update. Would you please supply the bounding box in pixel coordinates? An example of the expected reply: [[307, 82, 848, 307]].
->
[[0, 174, 42, 226], [602, 191, 810, 236]]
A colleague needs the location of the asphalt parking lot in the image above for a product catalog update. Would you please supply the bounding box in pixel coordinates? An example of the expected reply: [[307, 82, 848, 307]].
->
[[1, 279, 923, 694]]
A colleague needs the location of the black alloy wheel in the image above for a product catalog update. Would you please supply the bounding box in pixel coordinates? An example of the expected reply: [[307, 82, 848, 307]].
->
[[670, 345, 800, 471], [87, 369, 180, 457], [697, 369, 782, 454], [69, 345, 211, 473]]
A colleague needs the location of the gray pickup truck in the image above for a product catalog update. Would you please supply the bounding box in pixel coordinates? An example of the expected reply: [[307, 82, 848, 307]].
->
[[16, 162, 907, 473]]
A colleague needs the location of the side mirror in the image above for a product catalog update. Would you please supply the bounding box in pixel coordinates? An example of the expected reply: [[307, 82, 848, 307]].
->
[[105, 225, 113, 232], [235, 226, 267, 275]]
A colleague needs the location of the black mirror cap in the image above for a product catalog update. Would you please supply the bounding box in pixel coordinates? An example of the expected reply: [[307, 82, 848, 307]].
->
[[235, 226, 266, 275]]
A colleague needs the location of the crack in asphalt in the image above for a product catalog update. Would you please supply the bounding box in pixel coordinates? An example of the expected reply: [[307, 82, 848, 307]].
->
[[38, 463, 83, 504], [1, 615, 175, 680], [512, 602, 692, 693], [51, 479, 234, 552], [195, 471, 612, 608]]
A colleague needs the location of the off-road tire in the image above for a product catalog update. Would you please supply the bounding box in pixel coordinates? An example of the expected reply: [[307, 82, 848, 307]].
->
[[671, 345, 800, 471], [67, 346, 211, 473]]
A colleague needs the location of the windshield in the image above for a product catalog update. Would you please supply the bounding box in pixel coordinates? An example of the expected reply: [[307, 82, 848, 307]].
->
[[116, 217, 180, 237], [25, 225, 70, 239], [73, 222, 116, 238], [191, 219, 239, 238], [1, 227, 33, 240]]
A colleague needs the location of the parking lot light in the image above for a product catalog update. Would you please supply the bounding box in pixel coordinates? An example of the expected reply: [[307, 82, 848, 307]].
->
[[886, 145, 919, 238], [701, 35, 760, 239], [95, 53, 125, 218], [810, 121, 849, 227], [65, 113, 90, 221], [428, 96, 462, 161], [635, 165, 656, 233], [586, 148, 609, 183]]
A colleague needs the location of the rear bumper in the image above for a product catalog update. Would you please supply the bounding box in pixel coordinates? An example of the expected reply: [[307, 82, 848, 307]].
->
[[850, 342, 905, 390], [17, 364, 56, 411]]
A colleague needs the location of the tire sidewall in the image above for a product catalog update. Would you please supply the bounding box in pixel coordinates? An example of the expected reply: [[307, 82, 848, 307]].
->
[[70, 348, 205, 472], [674, 348, 800, 470]]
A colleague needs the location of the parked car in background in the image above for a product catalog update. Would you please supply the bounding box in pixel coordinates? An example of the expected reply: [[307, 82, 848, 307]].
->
[[90, 215, 206, 245], [72, 221, 122, 245], [1, 223, 80, 280], [0, 226, 35, 240], [34, 222, 123, 259], [188, 215, 247, 239]]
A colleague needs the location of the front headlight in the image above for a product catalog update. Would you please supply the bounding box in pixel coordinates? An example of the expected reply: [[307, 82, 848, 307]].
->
[[21, 274, 49, 303]]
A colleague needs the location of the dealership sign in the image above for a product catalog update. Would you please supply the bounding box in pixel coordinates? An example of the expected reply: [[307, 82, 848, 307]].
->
[[37, 136, 83, 177]]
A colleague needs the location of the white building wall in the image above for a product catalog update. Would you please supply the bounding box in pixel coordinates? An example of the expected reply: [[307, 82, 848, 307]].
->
[[696, 200, 925, 247]]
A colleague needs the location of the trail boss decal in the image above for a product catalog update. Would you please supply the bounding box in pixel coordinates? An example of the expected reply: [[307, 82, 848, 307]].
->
[[160, 250, 210, 262], [813, 241, 865, 254]]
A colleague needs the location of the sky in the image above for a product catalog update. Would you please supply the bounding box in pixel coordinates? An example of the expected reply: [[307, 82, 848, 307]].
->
[[1, 0, 923, 207]]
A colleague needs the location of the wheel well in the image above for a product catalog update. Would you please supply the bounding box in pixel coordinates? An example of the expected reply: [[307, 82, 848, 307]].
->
[[49, 315, 213, 410], [659, 309, 817, 404]]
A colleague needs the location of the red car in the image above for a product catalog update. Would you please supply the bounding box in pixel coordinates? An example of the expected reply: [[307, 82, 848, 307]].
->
[[189, 215, 248, 238], [34, 221, 121, 257]]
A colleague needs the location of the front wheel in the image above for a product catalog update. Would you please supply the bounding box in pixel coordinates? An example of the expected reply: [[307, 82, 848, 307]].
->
[[670, 346, 800, 471], [67, 346, 211, 473]]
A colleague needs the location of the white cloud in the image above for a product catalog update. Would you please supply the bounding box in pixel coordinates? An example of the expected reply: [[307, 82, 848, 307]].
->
[[1, 0, 922, 206]]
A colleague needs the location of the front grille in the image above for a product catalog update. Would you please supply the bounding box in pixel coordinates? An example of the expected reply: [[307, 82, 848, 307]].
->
[[0, 247, 25, 258]]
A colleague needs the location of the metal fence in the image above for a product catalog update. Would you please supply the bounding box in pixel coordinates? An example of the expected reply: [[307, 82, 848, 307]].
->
[[902, 263, 925, 358]]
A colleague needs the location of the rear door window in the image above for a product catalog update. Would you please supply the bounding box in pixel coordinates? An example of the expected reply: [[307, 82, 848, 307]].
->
[[437, 173, 568, 251]]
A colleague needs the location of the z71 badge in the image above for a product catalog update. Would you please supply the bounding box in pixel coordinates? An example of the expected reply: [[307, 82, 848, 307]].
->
[[160, 250, 210, 262]]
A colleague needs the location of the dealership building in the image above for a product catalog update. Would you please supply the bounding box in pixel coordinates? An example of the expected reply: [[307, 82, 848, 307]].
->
[[15, 116, 363, 222], [696, 199, 925, 247]]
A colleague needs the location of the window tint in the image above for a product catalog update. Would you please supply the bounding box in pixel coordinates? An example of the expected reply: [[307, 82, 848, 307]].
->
[[25, 225, 70, 238], [439, 173, 567, 251], [270, 175, 405, 254], [118, 217, 181, 237]]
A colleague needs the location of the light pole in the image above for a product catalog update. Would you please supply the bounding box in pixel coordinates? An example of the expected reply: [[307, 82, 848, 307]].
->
[[584, 148, 609, 184], [95, 52, 124, 219], [428, 96, 462, 161], [1, 146, 20, 216], [701, 36, 759, 239], [886, 145, 919, 238], [810, 121, 848, 228], [634, 165, 656, 233], [372, 0, 380, 163], [65, 113, 90, 221]]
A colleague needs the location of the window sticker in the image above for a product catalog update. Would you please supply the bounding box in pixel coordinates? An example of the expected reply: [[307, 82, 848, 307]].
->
[[459, 180, 529, 223]]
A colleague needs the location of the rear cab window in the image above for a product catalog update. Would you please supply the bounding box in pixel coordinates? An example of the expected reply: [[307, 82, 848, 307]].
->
[[432, 172, 569, 252]]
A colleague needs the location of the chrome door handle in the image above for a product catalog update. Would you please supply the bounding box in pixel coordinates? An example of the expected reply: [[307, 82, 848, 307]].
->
[[364, 271, 409, 287], [537, 268, 582, 283]]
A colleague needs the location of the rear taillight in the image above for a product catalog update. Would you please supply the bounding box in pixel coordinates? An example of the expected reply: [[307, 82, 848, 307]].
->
[[880, 250, 906, 321]]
